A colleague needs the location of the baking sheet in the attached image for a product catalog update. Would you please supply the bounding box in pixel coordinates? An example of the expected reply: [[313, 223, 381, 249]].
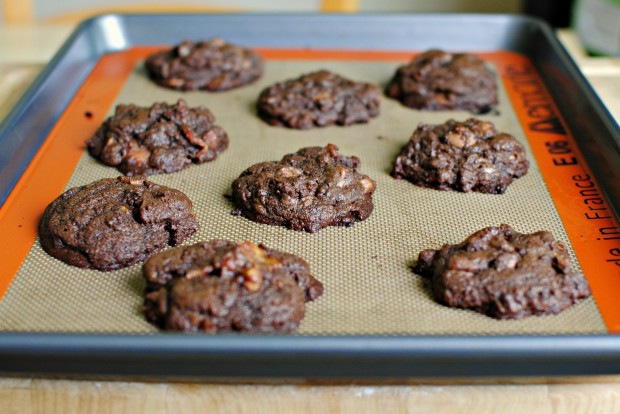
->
[[0, 58, 606, 335], [0, 14, 619, 378]]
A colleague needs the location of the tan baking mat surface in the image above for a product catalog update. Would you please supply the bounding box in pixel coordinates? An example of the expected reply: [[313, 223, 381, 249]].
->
[[0, 60, 606, 335]]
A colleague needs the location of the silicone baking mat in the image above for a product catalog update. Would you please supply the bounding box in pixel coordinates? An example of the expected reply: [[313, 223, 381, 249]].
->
[[0, 48, 617, 335]]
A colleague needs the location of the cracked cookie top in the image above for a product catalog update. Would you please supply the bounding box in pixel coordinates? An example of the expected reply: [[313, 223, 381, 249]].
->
[[39, 176, 199, 271], [87, 99, 228, 176]]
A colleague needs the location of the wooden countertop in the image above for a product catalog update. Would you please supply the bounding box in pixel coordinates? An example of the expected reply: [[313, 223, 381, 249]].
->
[[1, 24, 619, 414]]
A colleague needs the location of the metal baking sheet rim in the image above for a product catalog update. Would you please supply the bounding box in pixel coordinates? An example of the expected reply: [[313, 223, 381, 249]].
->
[[0, 13, 619, 378]]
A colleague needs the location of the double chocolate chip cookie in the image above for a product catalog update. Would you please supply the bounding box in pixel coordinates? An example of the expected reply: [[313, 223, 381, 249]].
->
[[392, 118, 528, 194], [87, 99, 228, 176], [413, 224, 591, 320], [386, 49, 497, 113], [257, 70, 380, 129], [143, 240, 323, 333], [39, 176, 199, 271], [145, 38, 264, 91], [231, 144, 376, 233]]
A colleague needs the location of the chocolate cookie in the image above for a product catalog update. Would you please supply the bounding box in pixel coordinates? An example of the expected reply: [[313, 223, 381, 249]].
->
[[413, 224, 591, 319], [231, 144, 376, 233], [392, 118, 528, 194], [143, 240, 323, 333], [39, 176, 199, 271], [145, 38, 263, 91], [257, 70, 380, 129], [87, 99, 228, 176], [386, 50, 497, 113]]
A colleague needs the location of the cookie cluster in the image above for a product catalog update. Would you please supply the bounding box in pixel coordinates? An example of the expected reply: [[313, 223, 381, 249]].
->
[[36, 40, 590, 333]]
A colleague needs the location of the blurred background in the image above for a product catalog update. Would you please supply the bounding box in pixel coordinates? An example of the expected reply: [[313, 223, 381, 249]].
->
[[1, 0, 575, 28]]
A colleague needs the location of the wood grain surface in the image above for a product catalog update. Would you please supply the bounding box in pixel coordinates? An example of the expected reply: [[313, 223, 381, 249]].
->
[[3, 376, 620, 413]]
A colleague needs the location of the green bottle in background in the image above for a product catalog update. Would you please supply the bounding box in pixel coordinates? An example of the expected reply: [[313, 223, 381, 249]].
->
[[574, 0, 620, 56]]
